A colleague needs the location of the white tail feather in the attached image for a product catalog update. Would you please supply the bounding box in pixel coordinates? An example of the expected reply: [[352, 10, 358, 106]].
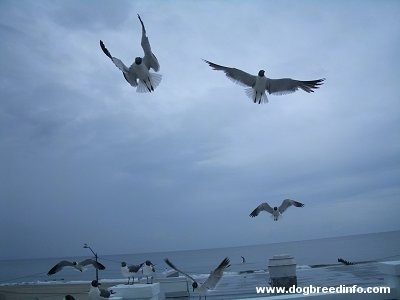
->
[[136, 73, 162, 93], [150, 72, 162, 89], [245, 88, 268, 104]]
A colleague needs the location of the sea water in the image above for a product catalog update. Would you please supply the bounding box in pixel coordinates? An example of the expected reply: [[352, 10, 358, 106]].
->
[[1, 230, 399, 298]]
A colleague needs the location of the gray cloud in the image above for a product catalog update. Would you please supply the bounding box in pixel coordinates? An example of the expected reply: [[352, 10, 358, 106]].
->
[[0, 0, 399, 259]]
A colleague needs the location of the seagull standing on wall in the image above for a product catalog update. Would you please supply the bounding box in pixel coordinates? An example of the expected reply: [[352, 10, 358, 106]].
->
[[142, 260, 155, 284], [203, 60, 324, 104], [164, 257, 230, 300], [121, 261, 143, 285], [100, 14, 161, 92], [249, 199, 305, 221]]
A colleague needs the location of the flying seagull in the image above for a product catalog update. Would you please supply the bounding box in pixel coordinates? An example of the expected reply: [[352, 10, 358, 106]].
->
[[165, 257, 230, 299], [100, 14, 161, 93], [47, 259, 105, 275], [121, 261, 143, 285], [142, 260, 155, 284], [88, 280, 115, 300], [203, 59, 324, 104], [250, 199, 304, 221]]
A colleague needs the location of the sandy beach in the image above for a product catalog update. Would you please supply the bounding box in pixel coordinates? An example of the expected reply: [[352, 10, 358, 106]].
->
[[0, 281, 119, 300]]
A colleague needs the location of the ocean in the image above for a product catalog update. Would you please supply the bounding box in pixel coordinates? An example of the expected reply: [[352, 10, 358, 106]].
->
[[1, 230, 399, 299]]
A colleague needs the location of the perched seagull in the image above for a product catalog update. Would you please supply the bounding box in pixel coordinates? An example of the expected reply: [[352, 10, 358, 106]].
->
[[203, 59, 325, 104], [121, 261, 143, 285], [100, 14, 161, 93], [88, 280, 115, 300], [142, 260, 155, 284], [64, 295, 75, 300], [249, 199, 304, 221], [47, 259, 105, 275], [165, 257, 230, 300]]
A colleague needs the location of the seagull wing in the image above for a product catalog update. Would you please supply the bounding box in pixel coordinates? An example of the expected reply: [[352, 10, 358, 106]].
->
[[138, 14, 160, 72], [128, 263, 143, 272], [79, 259, 106, 270], [266, 78, 325, 95], [202, 257, 230, 290], [278, 199, 305, 213], [100, 40, 129, 73], [99, 288, 114, 298], [203, 60, 256, 87], [47, 260, 74, 275], [164, 258, 196, 282], [249, 202, 274, 217], [100, 40, 137, 87]]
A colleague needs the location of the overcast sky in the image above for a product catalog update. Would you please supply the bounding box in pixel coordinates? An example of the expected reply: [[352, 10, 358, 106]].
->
[[0, 0, 399, 260]]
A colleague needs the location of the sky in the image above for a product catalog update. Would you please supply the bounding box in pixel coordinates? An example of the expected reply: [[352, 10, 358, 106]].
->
[[0, 0, 399, 260]]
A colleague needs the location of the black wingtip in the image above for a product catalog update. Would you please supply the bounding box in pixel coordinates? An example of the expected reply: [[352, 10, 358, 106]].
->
[[99, 40, 112, 60], [220, 257, 230, 269], [137, 14, 145, 28]]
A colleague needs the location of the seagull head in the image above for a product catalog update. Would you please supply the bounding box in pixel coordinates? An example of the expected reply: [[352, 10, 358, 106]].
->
[[192, 281, 198, 291], [145, 260, 153, 266], [258, 70, 265, 77], [135, 57, 142, 65], [273, 206, 278, 211], [91, 280, 101, 287]]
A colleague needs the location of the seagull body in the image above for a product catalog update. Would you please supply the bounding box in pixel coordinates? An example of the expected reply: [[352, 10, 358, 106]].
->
[[47, 259, 105, 275], [100, 14, 161, 93], [142, 260, 155, 284], [88, 280, 115, 300], [121, 261, 143, 285], [203, 59, 324, 104], [165, 257, 230, 299], [250, 199, 304, 221]]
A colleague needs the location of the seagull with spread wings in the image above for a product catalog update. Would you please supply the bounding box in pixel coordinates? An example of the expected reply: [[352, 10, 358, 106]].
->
[[100, 14, 161, 93], [249, 199, 305, 221], [203, 59, 324, 104], [164, 257, 230, 299], [47, 259, 105, 275]]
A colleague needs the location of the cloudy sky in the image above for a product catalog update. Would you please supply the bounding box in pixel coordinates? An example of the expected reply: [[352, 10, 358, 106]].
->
[[1, 0, 399, 260]]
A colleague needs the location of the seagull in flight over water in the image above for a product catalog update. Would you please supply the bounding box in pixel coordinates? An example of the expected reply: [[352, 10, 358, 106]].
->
[[249, 199, 305, 221], [100, 14, 161, 93], [47, 259, 105, 275], [203, 59, 325, 104], [164, 257, 230, 300]]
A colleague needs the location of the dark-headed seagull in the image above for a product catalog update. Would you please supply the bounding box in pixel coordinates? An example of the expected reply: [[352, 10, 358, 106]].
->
[[203, 59, 324, 104], [142, 260, 155, 284], [88, 280, 115, 300], [100, 14, 161, 93], [165, 257, 230, 300], [47, 259, 105, 275], [250, 199, 304, 221], [121, 261, 143, 285]]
